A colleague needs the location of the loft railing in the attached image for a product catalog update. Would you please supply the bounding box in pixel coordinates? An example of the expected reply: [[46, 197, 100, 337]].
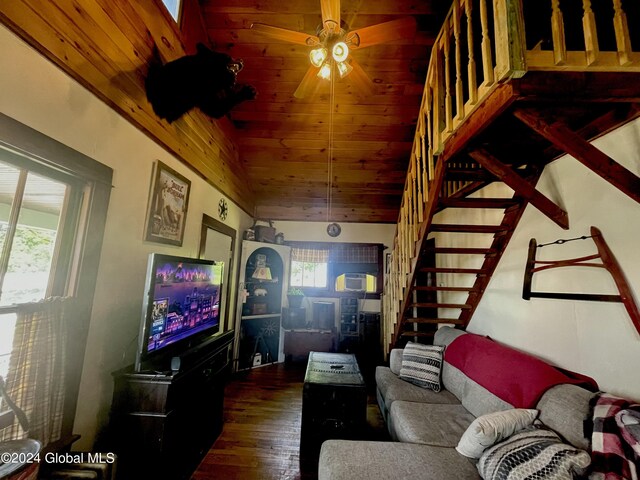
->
[[382, 0, 640, 353]]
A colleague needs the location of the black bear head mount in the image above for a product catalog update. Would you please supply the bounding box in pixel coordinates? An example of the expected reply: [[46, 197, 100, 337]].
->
[[145, 43, 257, 123]]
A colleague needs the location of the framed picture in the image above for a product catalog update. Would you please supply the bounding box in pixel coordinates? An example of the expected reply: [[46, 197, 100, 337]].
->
[[145, 160, 191, 246]]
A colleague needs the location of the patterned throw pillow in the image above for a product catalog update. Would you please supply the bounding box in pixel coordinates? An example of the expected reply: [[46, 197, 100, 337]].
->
[[399, 342, 444, 391], [477, 426, 591, 480], [456, 409, 539, 458]]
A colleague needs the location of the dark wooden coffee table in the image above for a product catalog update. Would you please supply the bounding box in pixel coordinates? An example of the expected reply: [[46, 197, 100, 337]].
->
[[300, 351, 367, 456]]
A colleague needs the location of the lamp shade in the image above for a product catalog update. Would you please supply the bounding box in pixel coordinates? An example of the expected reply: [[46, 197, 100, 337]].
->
[[318, 63, 332, 80], [332, 42, 349, 62], [252, 267, 272, 280], [309, 47, 327, 67], [337, 61, 353, 78]]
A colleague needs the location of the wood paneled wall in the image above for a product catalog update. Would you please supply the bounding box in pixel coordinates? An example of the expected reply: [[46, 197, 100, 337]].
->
[[0, 0, 255, 214]]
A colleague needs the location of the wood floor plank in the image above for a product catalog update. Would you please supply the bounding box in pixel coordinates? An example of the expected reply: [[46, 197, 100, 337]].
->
[[191, 362, 388, 480]]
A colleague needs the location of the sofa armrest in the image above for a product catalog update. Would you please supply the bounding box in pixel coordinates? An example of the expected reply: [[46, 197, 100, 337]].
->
[[390, 349, 403, 375]]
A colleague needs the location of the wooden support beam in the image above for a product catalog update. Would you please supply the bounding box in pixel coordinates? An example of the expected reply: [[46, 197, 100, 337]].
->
[[468, 148, 570, 230], [513, 109, 640, 205]]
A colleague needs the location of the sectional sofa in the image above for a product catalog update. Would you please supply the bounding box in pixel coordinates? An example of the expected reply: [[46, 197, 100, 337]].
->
[[318, 326, 598, 479]]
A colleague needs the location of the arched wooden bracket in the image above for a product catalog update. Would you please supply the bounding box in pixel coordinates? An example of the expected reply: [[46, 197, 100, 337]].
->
[[523, 226, 640, 336]]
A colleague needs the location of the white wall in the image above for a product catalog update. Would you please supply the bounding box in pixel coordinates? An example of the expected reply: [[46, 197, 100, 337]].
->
[[435, 119, 640, 401], [273, 220, 396, 247], [0, 25, 254, 448]]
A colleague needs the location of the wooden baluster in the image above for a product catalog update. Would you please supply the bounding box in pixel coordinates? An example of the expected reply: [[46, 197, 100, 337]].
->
[[408, 165, 415, 248], [582, 0, 599, 65], [466, 0, 478, 104], [613, 0, 632, 66], [424, 86, 434, 195], [443, 21, 453, 132], [479, 0, 494, 86], [551, 0, 567, 65], [404, 198, 410, 275], [453, 0, 465, 121], [432, 47, 444, 153], [415, 138, 424, 222], [421, 128, 429, 205]]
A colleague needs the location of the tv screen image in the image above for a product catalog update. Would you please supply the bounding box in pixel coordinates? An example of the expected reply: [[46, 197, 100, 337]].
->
[[137, 254, 224, 371]]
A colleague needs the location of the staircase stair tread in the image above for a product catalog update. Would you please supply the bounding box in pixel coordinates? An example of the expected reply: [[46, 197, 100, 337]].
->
[[403, 317, 466, 325], [408, 302, 472, 309], [412, 286, 479, 292], [425, 247, 497, 255], [418, 267, 489, 275], [439, 198, 520, 209], [430, 224, 509, 233], [399, 331, 435, 337]]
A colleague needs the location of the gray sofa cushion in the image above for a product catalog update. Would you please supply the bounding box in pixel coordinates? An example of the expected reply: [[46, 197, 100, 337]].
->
[[389, 401, 476, 446], [390, 348, 403, 375], [434, 326, 467, 348], [443, 363, 513, 417], [536, 383, 595, 450], [376, 366, 460, 406], [319, 440, 481, 480]]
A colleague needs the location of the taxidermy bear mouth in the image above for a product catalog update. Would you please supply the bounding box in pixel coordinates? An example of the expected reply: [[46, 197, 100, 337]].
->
[[227, 59, 244, 75]]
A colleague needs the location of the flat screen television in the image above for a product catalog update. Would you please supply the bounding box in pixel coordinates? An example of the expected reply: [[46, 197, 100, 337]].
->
[[135, 253, 224, 372]]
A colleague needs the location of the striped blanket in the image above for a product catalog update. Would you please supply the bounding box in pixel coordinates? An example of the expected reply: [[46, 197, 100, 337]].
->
[[590, 393, 640, 480]]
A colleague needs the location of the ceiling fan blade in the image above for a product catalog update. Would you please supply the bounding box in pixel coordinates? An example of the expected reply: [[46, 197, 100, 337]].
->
[[251, 23, 319, 46], [320, 0, 341, 34], [348, 59, 376, 97], [348, 17, 416, 49], [294, 66, 321, 99]]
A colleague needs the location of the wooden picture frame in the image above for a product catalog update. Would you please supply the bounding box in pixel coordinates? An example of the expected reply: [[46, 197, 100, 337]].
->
[[145, 160, 191, 246]]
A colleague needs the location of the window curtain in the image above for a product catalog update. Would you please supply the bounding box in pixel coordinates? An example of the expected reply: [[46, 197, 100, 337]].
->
[[291, 247, 329, 263], [0, 297, 72, 445]]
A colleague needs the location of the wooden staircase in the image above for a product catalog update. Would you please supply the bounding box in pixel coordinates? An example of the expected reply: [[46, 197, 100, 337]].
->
[[382, 0, 640, 353], [395, 160, 541, 347]]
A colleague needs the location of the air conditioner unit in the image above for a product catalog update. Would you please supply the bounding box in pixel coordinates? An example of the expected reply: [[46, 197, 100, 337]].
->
[[344, 273, 367, 292]]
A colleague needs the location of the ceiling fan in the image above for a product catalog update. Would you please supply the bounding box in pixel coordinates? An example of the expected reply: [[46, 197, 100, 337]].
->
[[251, 0, 416, 98]]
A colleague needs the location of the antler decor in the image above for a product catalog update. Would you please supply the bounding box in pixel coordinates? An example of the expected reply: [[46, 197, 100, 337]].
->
[[523, 226, 640, 337]]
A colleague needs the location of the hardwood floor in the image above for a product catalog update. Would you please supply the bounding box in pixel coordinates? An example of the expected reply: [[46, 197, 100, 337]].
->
[[192, 362, 388, 480]]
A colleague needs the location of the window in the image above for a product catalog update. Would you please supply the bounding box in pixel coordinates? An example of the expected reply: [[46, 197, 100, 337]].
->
[[162, 0, 182, 22], [0, 113, 112, 434], [0, 161, 68, 306], [290, 247, 329, 289], [291, 260, 328, 288], [288, 243, 384, 297]]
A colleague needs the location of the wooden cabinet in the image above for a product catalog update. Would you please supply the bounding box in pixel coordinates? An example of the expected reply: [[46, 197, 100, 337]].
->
[[236, 241, 291, 370], [339, 297, 359, 352], [283, 329, 336, 362], [109, 331, 233, 480]]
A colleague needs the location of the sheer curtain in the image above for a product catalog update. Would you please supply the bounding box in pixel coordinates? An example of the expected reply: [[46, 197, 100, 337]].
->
[[0, 297, 73, 445]]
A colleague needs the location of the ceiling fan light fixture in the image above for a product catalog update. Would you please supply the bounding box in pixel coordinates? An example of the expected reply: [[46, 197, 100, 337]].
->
[[336, 60, 352, 78], [318, 62, 332, 80], [332, 41, 349, 62], [309, 47, 328, 67]]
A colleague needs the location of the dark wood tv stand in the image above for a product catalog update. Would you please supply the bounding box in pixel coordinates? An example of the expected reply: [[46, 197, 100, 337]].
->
[[109, 331, 234, 479]]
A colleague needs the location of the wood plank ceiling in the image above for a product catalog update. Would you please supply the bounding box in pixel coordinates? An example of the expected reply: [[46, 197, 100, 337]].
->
[[202, 0, 447, 223]]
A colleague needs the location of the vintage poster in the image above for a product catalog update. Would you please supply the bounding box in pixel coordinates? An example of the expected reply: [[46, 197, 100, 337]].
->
[[145, 161, 191, 246]]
